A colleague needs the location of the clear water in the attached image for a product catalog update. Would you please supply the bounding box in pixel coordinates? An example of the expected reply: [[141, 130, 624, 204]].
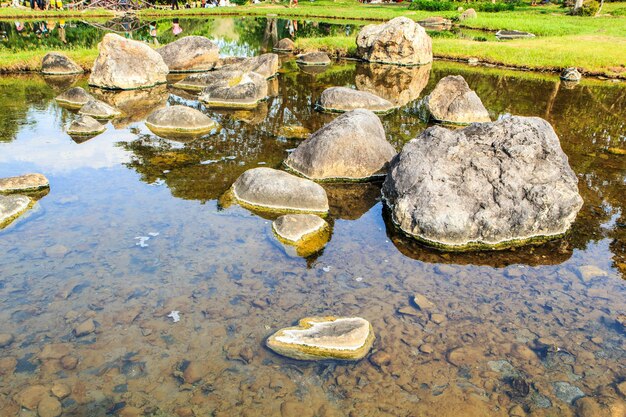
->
[[0, 17, 625, 417]]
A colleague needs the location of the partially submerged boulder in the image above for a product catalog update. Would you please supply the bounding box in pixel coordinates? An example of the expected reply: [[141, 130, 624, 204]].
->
[[41, 52, 83, 75], [67, 115, 106, 137], [356, 17, 432, 66], [561, 68, 581, 82], [424, 75, 490, 124], [274, 38, 295, 52], [382, 116, 584, 249], [157, 36, 219, 73], [266, 316, 375, 361], [198, 71, 268, 109], [285, 109, 396, 181], [79, 99, 122, 119], [0, 195, 31, 229], [145, 105, 218, 138], [317, 86, 395, 114], [0, 174, 49, 193], [231, 167, 328, 213], [89, 33, 169, 90], [355, 63, 431, 106], [220, 53, 279, 78], [55, 87, 93, 109], [296, 52, 331, 66], [272, 214, 330, 257], [418, 17, 452, 29]]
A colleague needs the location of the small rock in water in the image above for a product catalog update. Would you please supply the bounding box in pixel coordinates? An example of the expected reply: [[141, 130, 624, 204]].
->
[[369, 351, 391, 368], [412, 293, 435, 311], [51, 382, 71, 399], [168, 311, 181, 323], [0, 173, 49, 193], [14, 385, 48, 410], [419, 344, 434, 354], [552, 381, 585, 405], [0, 333, 15, 348], [44, 244, 69, 258], [576, 265, 608, 282], [430, 313, 446, 324], [60, 354, 79, 370], [73, 318, 95, 337], [38, 395, 62, 417]]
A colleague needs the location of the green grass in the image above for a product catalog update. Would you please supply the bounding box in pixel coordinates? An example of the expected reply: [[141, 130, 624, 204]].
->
[[0, 7, 113, 18], [0, 48, 97, 72]]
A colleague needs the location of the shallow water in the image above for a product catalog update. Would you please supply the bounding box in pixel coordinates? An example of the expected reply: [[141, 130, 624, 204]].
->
[[0, 18, 625, 417]]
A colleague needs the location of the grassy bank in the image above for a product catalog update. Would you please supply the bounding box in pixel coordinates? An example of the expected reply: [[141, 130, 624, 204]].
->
[[0, 6, 113, 18], [0, 49, 97, 73]]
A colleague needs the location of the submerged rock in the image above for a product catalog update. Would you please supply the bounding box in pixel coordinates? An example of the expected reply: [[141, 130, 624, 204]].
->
[[272, 214, 330, 257], [198, 71, 268, 109], [317, 87, 395, 114], [41, 52, 83, 75], [357, 17, 432, 66], [382, 116, 583, 249], [38, 395, 62, 417], [266, 316, 375, 361], [424, 75, 490, 124], [55, 87, 93, 109], [79, 99, 122, 119], [145, 105, 218, 138], [274, 38, 295, 52], [67, 115, 106, 137], [561, 67, 581, 82], [552, 381, 585, 405], [220, 53, 279, 78], [89, 33, 169, 90], [296, 52, 331, 66], [356, 63, 431, 107], [232, 167, 329, 213], [0, 333, 14, 348], [285, 109, 396, 181], [157, 36, 219, 73], [276, 125, 311, 140], [418, 16, 452, 29], [0, 174, 49, 193]]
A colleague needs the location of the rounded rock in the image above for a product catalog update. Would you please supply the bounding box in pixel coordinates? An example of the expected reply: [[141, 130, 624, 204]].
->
[[317, 87, 396, 114], [274, 38, 295, 52], [79, 99, 122, 119], [38, 395, 62, 417], [157, 36, 219, 73], [0, 195, 32, 229], [0, 333, 14, 348], [42, 52, 83, 75], [425, 75, 490, 124], [561, 67, 582, 82], [55, 87, 93, 109], [296, 52, 331, 66], [197, 71, 268, 109], [67, 115, 106, 137], [145, 105, 218, 138]]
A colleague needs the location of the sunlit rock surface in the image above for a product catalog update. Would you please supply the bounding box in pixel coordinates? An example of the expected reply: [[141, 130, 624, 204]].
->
[[424, 75, 491, 124], [0, 173, 49, 193], [272, 214, 330, 257], [145, 105, 218, 138], [274, 38, 295, 52], [41, 52, 83, 75], [67, 115, 106, 137], [382, 116, 583, 249], [79, 99, 122, 120], [157, 36, 219, 73], [0, 194, 31, 228], [296, 52, 331, 66], [55, 87, 93, 109], [266, 316, 375, 361], [198, 71, 268, 109], [317, 87, 395, 114], [219, 53, 279, 79]]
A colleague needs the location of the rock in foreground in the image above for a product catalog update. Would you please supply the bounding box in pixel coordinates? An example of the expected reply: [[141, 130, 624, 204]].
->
[[266, 316, 375, 361], [41, 52, 83, 75], [55, 87, 93, 109], [357, 17, 432, 66], [273, 214, 330, 257], [382, 116, 583, 249], [89, 33, 168, 90], [425, 75, 490, 124], [67, 115, 106, 137], [198, 71, 268, 109], [145, 105, 218, 138], [157, 36, 219, 73], [0, 174, 49, 193], [317, 87, 395, 114], [285, 109, 396, 181], [232, 168, 328, 213], [0, 195, 31, 228]]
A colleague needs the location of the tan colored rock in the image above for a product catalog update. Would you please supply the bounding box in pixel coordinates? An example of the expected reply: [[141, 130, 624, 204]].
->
[[296, 52, 331, 66], [460, 8, 477, 20], [198, 71, 268, 109], [145, 105, 218, 138], [79, 99, 122, 120], [0, 173, 49, 193], [157, 36, 219, 73], [38, 395, 62, 417], [0, 357, 17, 376], [42, 52, 83, 75], [369, 351, 391, 368], [220, 53, 279, 79], [425, 75, 490, 124], [272, 214, 328, 244], [275, 38, 295, 52], [430, 313, 446, 324], [40, 343, 71, 360], [182, 361, 209, 384], [447, 345, 485, 367], [0, 333, 14, 347], [60, 354, 79, 370], [412, 293, 435, 311], [67, 115, 106, 137], [51, 382, 71, 399], [317, 87, 395, 114], [55, 87, 93, 109], [73, 318, 95, 337], [14, 385, 48, 410]]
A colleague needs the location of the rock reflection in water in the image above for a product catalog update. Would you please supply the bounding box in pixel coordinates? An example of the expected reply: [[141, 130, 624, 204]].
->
[[91, 85, 169, 129], [355, 63, 431, 106], [42, 73, 81, 91]]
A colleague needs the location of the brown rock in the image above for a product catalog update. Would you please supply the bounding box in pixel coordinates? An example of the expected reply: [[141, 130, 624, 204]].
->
[[0, 173, 49, 193], [0, 356, 17, 376], [40, 343, 71, 360], [51, 382, 71, 399], [369, 351, 392, 368], [412, 293, 435, 311], [38, 395, 62, 417], [183, 361, 209, 384], [14, 385, 48, 410], [419, 344, 434, 354], [73, 318, 95, 337], [176, 407, 195, 417], [447, 345, 485, 367], [511, 344, 537, 362], [60, 354, 79, 370], [0, 333, 14, 347], [430, 313, 446, 324], [119, 406, 144, 417]]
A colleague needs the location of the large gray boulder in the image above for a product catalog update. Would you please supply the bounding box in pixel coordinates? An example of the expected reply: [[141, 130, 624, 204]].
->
[[55, 87, 93, 109], [89, 33, 169, 90], [382, 116, 584, 249], [67, 115, 106, 137], [219, 53, 279, 78], [317, 87, 395, 114], [424, 75, 490, 124], [232, 168, 328, 213], [356, 17, 432, 66], [157, 36, 219, 73], [198, 71, 268, 109], [145, 105, 218, 137], [0, 195, 31, 229], [41, 52, 83, 75], [284, 109, 396, 181]]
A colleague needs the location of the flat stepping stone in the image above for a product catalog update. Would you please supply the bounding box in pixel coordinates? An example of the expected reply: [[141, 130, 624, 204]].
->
[[198, 71, 268, 109], [496, 30, 535, 40], [317, 87, 395, 114], [0, 194, 32, 229], [145, 105, 218, 138], [274, 38, 295, 52], [266, 316, 375, 361], [296, 52, 331, 66], [424, 75, 490, 125], [67, 115, 106, 137], [232, 167, 328, 213], [41, 52, 83, 75], [272, 214, 330, 257], [79, 99, 122, 119], [0, 173, 49, 193], [55, 87, 94, 109]]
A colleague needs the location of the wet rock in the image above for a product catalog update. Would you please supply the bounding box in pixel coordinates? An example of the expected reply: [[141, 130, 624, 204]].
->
[[398, 306, 419, 317], [67, 115, 106, 137], [198, 71, 268, 109], [0, 194, 31, 228], [617, 381, 626, 397], [14, 385, 48, 410], [418, 16, 452, 29], [73, 318, 95, 337], [274, 38, 295, 52], [220, 53, 279, 78], [79, 99, 122, 120], [157, 36, 219, 73], [266, 316, 375, 361], [55, 87, 93, 109], [575, 397, 604, 417], [273, 214, 328, 243], [553, 381, 585, 405], [460, 8, 477, 20], [508, 405, 526, 417], [419, 344, 434, 354], [44, 244, 68, 258], [0, 333, 14, 348], [317, 87, 395, 114], [232, 168, 329, 213], [561, 67, 582, 82], [276, 125, 311, 139], [0, 173, 49, 193], [50, 382, 70, 400], [447, 345, 485, 367], [382, 116, 583, 249], [355, 63, 431, 107], [296, 52, 331, 66], [412, 293, 435, 311], [356, 17, 432, 66], [60, 354, 79, 370], [576, 265, 608, 282], [145, 105, 218, 138], [369, 351, 391, 368], [89, 33, 169, 90], [284, 109, 396, 181], [41, 52, 83, 75], [182, 361, 209, 384], [40, 344, 71, 360], [38, 395, 62, 417], [424, 75, 490, 124], [430, 313, 446, 324], [0, 356, 17, 375]]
